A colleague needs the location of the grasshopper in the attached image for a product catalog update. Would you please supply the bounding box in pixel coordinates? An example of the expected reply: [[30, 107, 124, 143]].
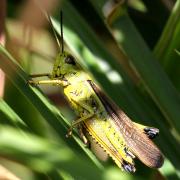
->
[[28, 11, 164, 172]]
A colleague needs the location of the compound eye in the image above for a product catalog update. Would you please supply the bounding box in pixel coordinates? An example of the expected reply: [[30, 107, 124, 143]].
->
[[65, 55, 76, 65]]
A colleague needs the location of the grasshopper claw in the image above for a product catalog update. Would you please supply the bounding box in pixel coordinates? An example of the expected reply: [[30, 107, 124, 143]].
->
[[122, 160, 136, 173], [78, 125, 89, 146], [28, 80, 33, 84], [66, 128, 73, 138], [27, 79, 37, 86], [144, 127, 159, 139]]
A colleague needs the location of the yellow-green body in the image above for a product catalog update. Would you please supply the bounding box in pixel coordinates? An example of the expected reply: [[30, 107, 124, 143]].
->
[[29, 52, 163, 172], [62, 70, 134, 169], [51, 52, 133, 170]]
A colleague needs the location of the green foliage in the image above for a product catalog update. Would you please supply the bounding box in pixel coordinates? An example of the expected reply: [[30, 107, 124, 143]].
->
[[0, 0, 180, 179]]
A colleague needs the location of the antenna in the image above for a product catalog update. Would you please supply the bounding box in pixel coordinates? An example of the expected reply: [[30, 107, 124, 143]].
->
[[46, 13, 61, 51], [33, 0, 64, 53], [60, 11, 64, 53]]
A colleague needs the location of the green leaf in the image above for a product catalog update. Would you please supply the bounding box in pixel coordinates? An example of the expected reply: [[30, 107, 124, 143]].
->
[[0, 44, 104, 179], [0, 125, 102, 179], [0, 98, 27, 128]]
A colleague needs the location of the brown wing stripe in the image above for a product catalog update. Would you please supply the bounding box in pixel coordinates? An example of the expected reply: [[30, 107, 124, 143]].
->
[[88, 80, 164, 168]]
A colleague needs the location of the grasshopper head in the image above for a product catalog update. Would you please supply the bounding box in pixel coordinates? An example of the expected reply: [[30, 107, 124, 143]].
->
[[52, 51, 79, 78]]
